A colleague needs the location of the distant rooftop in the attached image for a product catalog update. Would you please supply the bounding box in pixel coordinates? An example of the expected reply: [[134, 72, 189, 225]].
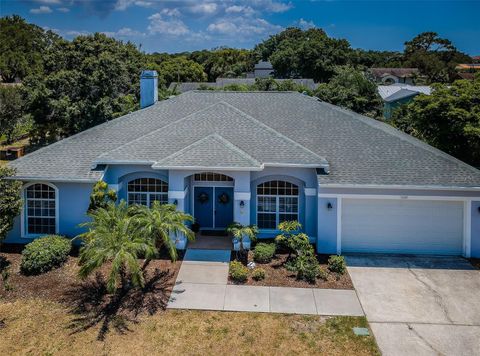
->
[[371, 68, 419, 78], [378, 83, 431, 101]]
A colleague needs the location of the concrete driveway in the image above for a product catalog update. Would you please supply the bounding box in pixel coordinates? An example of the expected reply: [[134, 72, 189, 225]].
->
[[347, 255, 480, 356]]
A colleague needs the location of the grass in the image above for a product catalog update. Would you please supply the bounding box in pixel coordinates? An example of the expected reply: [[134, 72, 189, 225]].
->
[[0, 298, 379, 356]]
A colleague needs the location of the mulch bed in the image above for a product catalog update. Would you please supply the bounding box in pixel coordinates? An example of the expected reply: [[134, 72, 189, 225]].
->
[[228, 251, 353, 289], [0, 251, 182, 305]]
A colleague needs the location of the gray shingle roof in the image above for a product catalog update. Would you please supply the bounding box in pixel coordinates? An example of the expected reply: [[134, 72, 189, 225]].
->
[[384, 88, 419, 102], [9, 91, 480, 188], [169, 78, 319, 92]]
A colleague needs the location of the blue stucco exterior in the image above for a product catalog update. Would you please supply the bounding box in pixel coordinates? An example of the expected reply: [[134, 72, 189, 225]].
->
[[471, 201, 480, 258], [5, 182, 93, 244], [4, 166, 480, 259]]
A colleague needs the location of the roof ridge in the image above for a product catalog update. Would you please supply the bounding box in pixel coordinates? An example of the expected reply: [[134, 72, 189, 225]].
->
[[154, 133, 262, 167], [217, 100, 329, 166], [95, 100, 225, 160], [316, 100, 480, 176]]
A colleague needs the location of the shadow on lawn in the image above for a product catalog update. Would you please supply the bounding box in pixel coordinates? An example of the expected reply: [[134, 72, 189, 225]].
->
[[63, 267, 174, 341]]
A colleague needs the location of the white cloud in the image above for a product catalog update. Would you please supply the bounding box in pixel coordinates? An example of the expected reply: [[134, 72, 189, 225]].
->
[[189, 2, 217, 14], [207, 17, 282, 37], [65, 30, 91, 37], [30, 6, 53, 14], [57, 7, 70, 13], [34, 0, 61, 4], [249, 0, 292, 13], [298, 18, 316, 30], [160, 8, 181, 17], [114, 0, 153, 11], [148, 13, 190, 36], [114, 27, 146, 37], [225, 5, 255, 15], [133, 0, 153, 7]]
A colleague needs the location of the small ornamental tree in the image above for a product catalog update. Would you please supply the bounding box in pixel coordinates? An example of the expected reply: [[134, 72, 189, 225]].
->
[[0, 167, 22, 247], [88, 181, 117, 212]]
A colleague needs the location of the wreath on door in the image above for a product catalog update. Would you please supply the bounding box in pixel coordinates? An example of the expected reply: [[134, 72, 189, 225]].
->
[[198, 192, 209, 204], [218, 192, 230, 205]]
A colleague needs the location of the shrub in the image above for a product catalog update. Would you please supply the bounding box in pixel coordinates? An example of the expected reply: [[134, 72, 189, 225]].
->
[[252, 268, 266, 281], [229, 261, 248, 283], [328, 255, 346, 274], [20, 235, 71, 275], [253, 243, 276, 263], [295, 254, 320, 283], [317, 268, 328, 281]]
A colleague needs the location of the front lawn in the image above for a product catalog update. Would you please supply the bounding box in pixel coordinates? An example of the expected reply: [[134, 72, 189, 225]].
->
[[0, 298, 379, 355], [0, 250, 378, 355]]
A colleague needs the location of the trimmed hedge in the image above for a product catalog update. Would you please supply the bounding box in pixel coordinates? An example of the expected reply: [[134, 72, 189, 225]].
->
[[328, 255, 347, 274], [253, 243, 276, 263], [229, 261, 248, 283], [252, 268, 266, 281], [20, 235, 71, 275]]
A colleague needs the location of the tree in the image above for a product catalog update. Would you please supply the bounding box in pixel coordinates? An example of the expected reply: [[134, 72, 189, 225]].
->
[[0, 15, 60, 82], [0, 85, 24, 143], [392, 75, 480, 167], [189, 48, 255, 81], [131, 202, 194, 263], [0, 167, 22, 246], [315, 66, 383, 118], [404, 32, 471, 83], [24, 33, 144, 144], [254, 28, 352, 82], [78, 201, 156, 294], [88, 181, 117, 212], [147, 56, 207, 88]]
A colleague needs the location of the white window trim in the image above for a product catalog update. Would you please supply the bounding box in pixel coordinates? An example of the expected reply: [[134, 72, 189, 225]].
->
[[127, 178, 168, 207], [256, 194, 299, 230], [21, 182, 59, 238]]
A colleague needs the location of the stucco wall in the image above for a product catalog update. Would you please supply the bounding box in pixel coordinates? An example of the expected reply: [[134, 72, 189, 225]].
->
[[5, 182, 94, 244], [471, 201, 480, 258], [317, 186, 480, 257]]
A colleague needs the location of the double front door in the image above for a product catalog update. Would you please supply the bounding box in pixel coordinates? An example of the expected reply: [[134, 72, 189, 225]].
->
[[193, 186, 234, 230]]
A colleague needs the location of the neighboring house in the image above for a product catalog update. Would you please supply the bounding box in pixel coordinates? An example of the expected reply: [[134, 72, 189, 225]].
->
[[169, 77, 318, 93], [370, 68, 420, 85], [377, 84, 432, 119], [246, 61, 274, 78], [6, 70, 480, 258]]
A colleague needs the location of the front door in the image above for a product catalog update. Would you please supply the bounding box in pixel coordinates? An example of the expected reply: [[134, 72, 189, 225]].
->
[[214, 187, 234, 229], [194, 186, 233, 229]]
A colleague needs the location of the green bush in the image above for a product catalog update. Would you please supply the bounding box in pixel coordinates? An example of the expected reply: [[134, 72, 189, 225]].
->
[[317, 268, 328, 281], [328, 255, 346, 274], [253, 243, 276, 263], [229, 261, 248, 283], [295, 254, 320, 283], [20, 235, 71, 275], [252, 268, 266, 281]]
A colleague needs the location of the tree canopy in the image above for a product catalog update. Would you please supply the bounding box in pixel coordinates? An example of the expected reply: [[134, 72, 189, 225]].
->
[[315, 66, 382, 118], [25, 33, 144, 143], [254, 28, 352, 82], [146, 55, 207, 87], [392, 75, 480, 167], [0, 167, 22, 245], [0, 85, 25, 143]]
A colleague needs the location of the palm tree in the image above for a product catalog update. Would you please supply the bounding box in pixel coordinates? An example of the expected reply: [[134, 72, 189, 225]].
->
[[226, 222, 258, 263], [77, 201, 156, 294], [131, 201, 195, 263]]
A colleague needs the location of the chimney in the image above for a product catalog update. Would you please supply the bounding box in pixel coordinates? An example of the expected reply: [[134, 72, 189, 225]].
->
[[140, 70, 158, 109]]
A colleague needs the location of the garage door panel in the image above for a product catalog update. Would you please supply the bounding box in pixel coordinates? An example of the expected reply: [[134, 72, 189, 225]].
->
[[341, 199, 464, 255]]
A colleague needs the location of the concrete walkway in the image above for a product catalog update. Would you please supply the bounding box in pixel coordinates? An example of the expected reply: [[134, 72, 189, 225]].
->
[[167, 249, 364, 316]]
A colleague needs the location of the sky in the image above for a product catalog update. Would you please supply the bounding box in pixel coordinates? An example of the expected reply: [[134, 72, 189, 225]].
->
[[1, 0, 479, 55]]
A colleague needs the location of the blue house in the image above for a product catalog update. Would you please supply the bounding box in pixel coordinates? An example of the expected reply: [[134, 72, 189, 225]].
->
[[6, 70, 480, 257]]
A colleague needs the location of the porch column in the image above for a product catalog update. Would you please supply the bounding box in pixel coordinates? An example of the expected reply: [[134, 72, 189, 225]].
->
[[168, 189, 187, 212], [304, 187, 317, 239], [234, 192, 251, 226]]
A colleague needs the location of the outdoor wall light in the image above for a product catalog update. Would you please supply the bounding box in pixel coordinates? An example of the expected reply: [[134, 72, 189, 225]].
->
[[173, 199, 178, 206], [240, 200, 245, 208], [327, 202, 333, 210]]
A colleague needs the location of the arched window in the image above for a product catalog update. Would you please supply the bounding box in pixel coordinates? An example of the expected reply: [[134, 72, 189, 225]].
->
[[25, 183, 57, 235], [127, 178, 168, 207], [257, 180, 299, 229]]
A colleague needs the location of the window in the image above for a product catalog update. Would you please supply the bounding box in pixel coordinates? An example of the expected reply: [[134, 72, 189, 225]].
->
[[257, 180, 299, 229], [127, 178, 168, 207], [194, 173, 233, 181], [25, 183, 57, 235]]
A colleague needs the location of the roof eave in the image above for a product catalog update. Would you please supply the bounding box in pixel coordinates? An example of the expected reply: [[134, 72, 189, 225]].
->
[[318, 183, 480, 192]]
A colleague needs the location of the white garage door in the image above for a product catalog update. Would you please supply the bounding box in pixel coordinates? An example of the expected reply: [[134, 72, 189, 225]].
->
[[341, 199, 464, 255]]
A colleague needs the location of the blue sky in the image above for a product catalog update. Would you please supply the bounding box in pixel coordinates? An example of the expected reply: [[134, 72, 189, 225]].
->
[[2, 0, 479, 55]]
